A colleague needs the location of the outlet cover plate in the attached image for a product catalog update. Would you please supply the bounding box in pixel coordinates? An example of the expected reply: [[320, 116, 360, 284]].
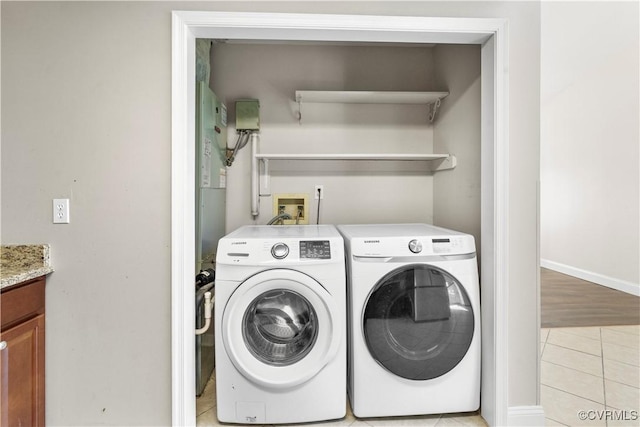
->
[[53, 198, 70, 224]]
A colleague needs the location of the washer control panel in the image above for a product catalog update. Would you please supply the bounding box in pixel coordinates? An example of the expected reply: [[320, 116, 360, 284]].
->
[[269, 240, 331, 260], [270, 242, 290, 259], [216, 225, 344, 266], [300, 240, 331, 259]]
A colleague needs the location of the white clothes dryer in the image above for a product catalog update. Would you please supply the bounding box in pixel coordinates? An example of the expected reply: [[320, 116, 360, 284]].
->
[[215, 225, 346, 424], [337, 224, 480, 418]]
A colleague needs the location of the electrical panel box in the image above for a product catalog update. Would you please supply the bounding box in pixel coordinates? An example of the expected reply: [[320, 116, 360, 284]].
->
[[236, 99, 260, 131], [272, 193, 309, 225]]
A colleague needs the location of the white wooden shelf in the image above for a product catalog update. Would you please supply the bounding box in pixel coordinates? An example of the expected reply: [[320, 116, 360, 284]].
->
[[251, 91, 454, 215], [295, 90, 449, 104], [255, 153, 456, 196], [254, 151, 457, 207], [254, 151, 457, 208], [256, 153, 452, 161]]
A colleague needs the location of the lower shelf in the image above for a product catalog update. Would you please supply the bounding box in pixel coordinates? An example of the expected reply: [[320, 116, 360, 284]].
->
[[255, 153, 452, 162]]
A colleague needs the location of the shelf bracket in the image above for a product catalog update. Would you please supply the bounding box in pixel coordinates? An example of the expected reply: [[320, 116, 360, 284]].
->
[[426, 154, 457, 172], [428, 98, 442, 123]]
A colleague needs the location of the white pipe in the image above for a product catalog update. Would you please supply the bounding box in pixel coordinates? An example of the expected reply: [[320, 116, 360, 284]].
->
[[250, 132, 259, 217], [195, 291, 213, 335]]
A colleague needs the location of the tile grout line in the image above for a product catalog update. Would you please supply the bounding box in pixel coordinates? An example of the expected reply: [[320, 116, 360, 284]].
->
[[542, 356, 640, 390], [543, 341, 603, 359], [600, 376, 640, 389], [541, 359, 603, 380], [600, 330, 640, 350], [601, 341, 640, 351], [546, 416, 569, 426], [543, 340, 604, 358], [599, 327, 610, 427], [600, 325, 640, 336], [548, 330, 601, 341], [541, 383, 607, 407], [600, 328, 640, 370], [553, 327, 602, 337], [539, 326, 639, 427]]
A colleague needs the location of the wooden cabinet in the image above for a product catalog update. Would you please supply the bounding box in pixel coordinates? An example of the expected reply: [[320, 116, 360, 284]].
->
[[1, 277, 46, 427]]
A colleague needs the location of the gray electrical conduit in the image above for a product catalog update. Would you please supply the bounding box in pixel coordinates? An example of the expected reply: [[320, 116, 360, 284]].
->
[[226, 131, 250, 167]]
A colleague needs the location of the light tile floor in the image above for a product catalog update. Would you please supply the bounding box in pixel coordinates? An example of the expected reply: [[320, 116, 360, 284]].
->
[[541, 325, 640, 426], [196, 325, 639, 427]]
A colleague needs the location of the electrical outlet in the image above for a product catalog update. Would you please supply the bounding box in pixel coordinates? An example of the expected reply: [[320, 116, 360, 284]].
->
[[314, 185, 324, 199], [53, 198, 70, 224]]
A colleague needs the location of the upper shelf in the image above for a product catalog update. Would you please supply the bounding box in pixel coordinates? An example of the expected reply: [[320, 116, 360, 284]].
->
[[256, 153, 457, 173], [294, 90, 449, 105], [256, 153, 451, 161]]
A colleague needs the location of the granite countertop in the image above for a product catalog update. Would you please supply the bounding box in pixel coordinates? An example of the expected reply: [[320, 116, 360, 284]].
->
[[1, 244, 54, 289]]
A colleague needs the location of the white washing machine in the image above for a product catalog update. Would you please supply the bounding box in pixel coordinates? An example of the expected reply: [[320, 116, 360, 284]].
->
[[337, 223, 480, 418], [215, 225, 346, 424]]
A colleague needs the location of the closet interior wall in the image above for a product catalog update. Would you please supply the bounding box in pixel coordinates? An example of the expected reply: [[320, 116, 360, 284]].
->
[[210, 42, 480, 239]]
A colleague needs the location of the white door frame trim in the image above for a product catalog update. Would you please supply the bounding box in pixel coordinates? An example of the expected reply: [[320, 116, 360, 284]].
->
[[171, 11, 509, 426]]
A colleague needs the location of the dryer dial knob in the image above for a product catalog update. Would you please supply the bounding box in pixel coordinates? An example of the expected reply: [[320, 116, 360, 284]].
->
[[408, 239, 423, 254], [271, 242, 289, 259]]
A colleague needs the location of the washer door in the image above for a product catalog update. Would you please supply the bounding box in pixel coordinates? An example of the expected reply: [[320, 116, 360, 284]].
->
[[363, 264, 474, 381], [223, 269, 340, 389]]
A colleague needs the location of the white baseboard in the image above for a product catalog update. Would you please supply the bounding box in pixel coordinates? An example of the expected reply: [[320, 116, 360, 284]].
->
[[507, 406, 546, 426], [541, 259, 640, 297]]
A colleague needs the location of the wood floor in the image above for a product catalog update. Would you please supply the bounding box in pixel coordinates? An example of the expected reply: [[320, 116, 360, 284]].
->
[[541, 268, 640, 328]]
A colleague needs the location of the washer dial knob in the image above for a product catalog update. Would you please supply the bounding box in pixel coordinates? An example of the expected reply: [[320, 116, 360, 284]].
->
[[271, 242, 289, 259], [408, 239, 423, 254]]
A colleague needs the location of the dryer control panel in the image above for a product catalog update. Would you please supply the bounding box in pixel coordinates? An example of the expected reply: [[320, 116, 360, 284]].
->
[[348, 235, 475, 257], [430, 237, 468, 254], [337, 223, 476, 258]]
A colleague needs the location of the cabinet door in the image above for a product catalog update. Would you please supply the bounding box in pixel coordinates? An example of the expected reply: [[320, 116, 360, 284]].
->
[[0, 314, 45, 427]]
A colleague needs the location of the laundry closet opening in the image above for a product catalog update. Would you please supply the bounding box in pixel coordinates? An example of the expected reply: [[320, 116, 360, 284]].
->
[[172, 12, 510, 427], [206, 40, 481, 242], [196, 36, 483, 412]]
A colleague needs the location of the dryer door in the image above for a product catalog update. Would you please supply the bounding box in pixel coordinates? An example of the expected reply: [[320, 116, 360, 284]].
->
[[363, 264, 474, 380], [222, 269, 341, 389]]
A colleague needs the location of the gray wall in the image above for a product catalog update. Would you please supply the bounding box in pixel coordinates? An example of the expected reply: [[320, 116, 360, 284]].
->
[[540, 1, 639, 294], [1, 2, 174, 425], [433, 44, 482, 249], [211, 42, 439, 231], [1, 1, 540, 425]]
